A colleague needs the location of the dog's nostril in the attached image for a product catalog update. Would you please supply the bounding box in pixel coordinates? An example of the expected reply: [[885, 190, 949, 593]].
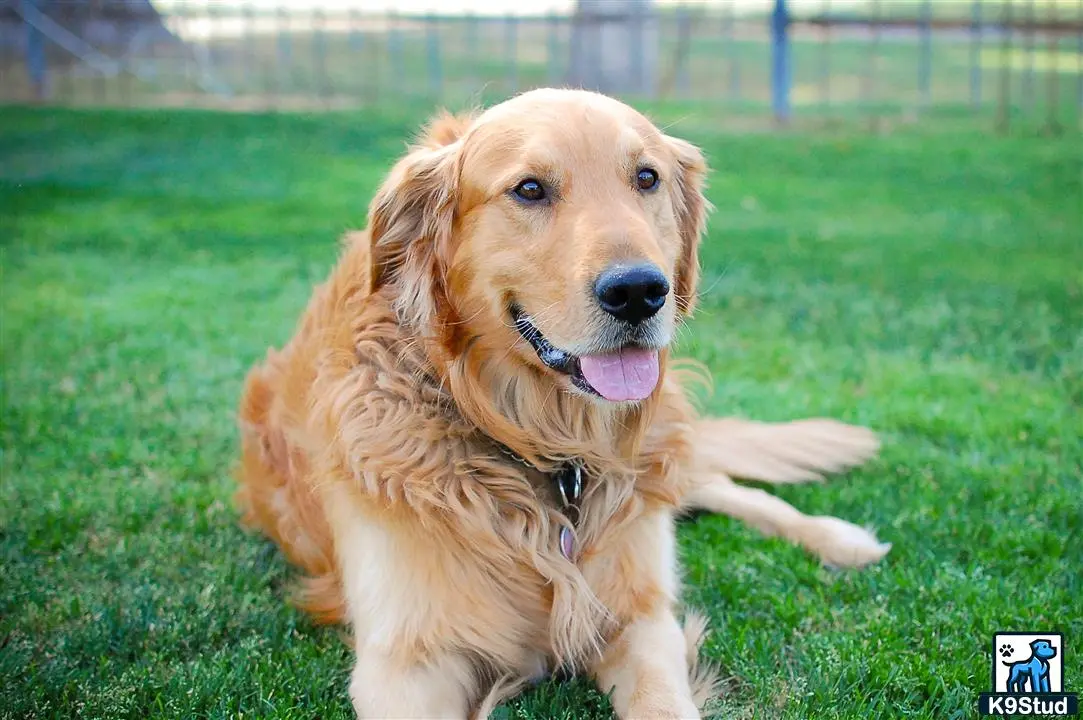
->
[[594, 263, 670, 325], [644, 281, 667, 304], [599, 285, 630, 310]]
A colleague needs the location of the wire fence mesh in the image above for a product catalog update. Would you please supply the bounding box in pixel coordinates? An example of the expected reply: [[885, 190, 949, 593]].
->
[[2, 0, 1081, 131]]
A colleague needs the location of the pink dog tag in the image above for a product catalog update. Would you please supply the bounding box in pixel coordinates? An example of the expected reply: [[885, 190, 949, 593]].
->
[[559, 525, 575, 561]]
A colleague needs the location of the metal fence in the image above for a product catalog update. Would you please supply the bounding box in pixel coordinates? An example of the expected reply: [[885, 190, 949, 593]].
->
[[2, 0, 1082, 131]]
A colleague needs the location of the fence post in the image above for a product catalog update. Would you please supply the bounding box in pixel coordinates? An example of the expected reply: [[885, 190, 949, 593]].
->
[[466, 12, 479, 93], [569, 0, 657, 96], [819, 0, 832, 109], [547, 11, 560, 86], [1078, 1, 1083, 119], [970, 0, 983, 110], [23, 0, 47, 100], [918, 0, 932, 109], [674, 4, 691, 99], [276, 7, 291, 105], [389, 10, 404, 96], [1045, 0, 1060, 134], [996, 0, 1013, 133], [864, 0, 882, 127], [724, 2, 740, 102], [1023, 0, 1036, 109], [771, 0, 791, 124], [313, 7, 328, 102], [505, 14, 518, 95], [425, 13, 442, 101]]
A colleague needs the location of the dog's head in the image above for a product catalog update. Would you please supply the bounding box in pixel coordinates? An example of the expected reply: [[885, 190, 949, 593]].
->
[[368, 89, 708, 405], [1031, 640, 1057, 660]]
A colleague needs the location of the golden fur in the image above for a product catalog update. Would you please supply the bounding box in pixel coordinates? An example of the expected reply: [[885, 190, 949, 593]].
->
[[235, 89, 890, 718]]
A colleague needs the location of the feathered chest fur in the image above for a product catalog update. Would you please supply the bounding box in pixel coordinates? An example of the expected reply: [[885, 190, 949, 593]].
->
[[305, 295, 685, 672]]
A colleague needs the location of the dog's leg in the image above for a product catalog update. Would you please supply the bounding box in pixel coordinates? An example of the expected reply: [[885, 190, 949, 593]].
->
[[1007, 668, 1021, 693], [682, 417, 889, 567], [586, 510, 711, 719], [594, 611, 702, 719], [1031, 667, 1044, 694], [692, 418, 880, 484], [323, 487, 479, 719], [349, 647, 475, 719], [683, 472, 890, 568]]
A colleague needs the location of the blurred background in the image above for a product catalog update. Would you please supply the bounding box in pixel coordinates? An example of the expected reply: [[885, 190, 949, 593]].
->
[[3, 0, 1081, 131]]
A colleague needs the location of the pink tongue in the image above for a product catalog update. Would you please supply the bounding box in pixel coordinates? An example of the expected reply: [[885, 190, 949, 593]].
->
[[578, 348, 660, 402]]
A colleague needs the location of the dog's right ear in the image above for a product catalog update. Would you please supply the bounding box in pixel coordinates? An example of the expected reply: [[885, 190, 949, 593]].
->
[[416, 108, 476, 149], [663, 134, 710, 317], [368, 112, 473, 331]]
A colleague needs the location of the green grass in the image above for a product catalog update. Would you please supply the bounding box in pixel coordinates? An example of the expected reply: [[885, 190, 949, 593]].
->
[[1, 105, 1081, 719]]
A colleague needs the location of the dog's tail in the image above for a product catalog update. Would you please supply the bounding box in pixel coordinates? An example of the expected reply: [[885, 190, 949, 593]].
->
[[688, 417, 880, 485], [680, 418, 891, 568]]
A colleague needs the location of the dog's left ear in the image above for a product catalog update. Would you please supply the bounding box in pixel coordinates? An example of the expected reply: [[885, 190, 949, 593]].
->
[[367, 122, 465, 332], [664, 135, 710, 316]]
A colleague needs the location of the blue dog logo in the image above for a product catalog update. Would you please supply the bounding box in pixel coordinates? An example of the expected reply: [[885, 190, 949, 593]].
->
[[1004, 639, 1057, 693], [979, 632, 1079, 716]]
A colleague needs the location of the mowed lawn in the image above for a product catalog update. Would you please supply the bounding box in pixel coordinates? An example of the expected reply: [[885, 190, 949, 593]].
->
[[1, 106, 1080, 720]]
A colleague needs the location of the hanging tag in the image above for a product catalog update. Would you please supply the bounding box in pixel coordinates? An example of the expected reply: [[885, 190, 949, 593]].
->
[[559, 525, 575, 561]]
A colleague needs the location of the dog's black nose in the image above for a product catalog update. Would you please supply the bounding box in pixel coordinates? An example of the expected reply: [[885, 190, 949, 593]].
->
[[594, 263, 669, 325]]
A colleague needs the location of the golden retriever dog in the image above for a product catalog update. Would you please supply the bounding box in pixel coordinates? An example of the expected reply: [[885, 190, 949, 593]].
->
[[235, 88, 890, 718]]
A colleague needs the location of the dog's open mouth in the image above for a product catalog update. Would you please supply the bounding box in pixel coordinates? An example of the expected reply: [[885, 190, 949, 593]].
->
[[510, 305, 660, 402]]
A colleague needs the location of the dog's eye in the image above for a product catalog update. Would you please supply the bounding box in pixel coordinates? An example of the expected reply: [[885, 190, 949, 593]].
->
[[636, 168, 659, 191], [513, 179, 546, 203]]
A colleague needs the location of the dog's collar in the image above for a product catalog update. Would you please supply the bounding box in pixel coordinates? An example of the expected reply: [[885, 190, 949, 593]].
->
[[495, 445, 584, 562]]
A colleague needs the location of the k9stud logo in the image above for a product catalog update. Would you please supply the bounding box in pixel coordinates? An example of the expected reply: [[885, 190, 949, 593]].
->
[[979, 632, 1078, 716]]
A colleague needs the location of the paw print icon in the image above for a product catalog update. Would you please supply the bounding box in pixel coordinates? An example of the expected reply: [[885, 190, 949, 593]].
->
[[998, 643, 1013, 658]]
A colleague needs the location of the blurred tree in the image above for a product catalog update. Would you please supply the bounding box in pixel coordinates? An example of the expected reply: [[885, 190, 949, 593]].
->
[[569, 0, 657, 97], [6, 0, 175, 54], [4, 0, 178, 99]]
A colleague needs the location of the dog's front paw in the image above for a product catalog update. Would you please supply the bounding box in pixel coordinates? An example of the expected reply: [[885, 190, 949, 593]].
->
[[625, 698, 701, 720]]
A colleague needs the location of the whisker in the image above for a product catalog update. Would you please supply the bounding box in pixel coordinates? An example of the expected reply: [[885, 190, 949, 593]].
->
[[658, 114, 693, 133], [695, 261, 733, 304], [444, 304, 488, 327]]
